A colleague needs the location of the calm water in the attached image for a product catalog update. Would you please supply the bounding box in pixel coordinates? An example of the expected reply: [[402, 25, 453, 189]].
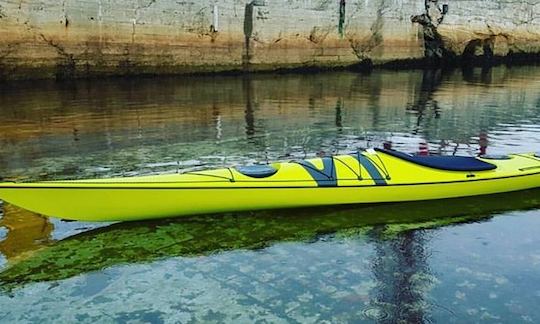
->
[[0, 66, 540, 322]]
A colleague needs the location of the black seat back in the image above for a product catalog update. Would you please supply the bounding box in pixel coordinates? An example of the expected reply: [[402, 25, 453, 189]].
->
[[375, 148, 497, 171]]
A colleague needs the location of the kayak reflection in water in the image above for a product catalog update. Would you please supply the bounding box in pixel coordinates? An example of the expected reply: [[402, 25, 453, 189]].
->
[[0, 188, 539, 292]]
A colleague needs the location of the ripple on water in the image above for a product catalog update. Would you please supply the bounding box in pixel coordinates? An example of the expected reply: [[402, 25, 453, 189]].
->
[[361, 306, 391, 321]]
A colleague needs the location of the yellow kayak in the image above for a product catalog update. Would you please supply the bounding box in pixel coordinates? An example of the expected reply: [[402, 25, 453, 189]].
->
[[1, 148, 540, 222]]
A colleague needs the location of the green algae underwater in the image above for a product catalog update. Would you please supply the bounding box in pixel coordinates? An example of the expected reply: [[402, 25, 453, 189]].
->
[[1, 188, 539, 293]]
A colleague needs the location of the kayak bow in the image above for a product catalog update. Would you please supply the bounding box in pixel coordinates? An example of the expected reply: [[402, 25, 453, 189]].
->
[[1, 149, 540, 222]]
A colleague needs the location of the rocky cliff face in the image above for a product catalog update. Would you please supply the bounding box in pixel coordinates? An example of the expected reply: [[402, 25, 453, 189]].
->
[[0, 0, 538, 80]]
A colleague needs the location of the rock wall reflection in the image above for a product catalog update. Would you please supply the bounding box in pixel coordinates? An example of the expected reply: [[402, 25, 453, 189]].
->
[[0, 66, 539, 181]]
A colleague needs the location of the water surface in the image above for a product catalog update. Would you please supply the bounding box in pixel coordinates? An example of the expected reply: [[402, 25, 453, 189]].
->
[[0, 66, 540, 322]]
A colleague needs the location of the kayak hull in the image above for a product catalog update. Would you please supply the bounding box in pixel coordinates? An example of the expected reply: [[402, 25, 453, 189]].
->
[[1, 172, 540, 222], [1, 151, 540, 222]]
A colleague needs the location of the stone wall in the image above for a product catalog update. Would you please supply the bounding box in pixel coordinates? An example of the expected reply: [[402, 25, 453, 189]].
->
[[0, 0, 538, 80]]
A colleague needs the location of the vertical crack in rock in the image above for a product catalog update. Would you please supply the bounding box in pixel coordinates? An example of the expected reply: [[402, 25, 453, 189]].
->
[[98, 0, 103, 44], [338, 0, 346, 38], [411, 0, 450, 61], [210, 4, 219, 33], [122, 0, 157, 73], [0, 4, 6, 19], [62, 0, 69, 28], [242, 2, 255, 70]]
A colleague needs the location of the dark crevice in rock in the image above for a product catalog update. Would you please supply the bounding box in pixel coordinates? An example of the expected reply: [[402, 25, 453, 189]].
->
[[482, 39, 494, 59], [460, 35, 506, 66], [462, 39, 483, 60], [411, 0, 453, 63]]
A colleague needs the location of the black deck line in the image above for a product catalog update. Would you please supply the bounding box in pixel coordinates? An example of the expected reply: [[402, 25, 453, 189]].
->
[[293, 157, 337, 187], [350, 153, 387, 185]]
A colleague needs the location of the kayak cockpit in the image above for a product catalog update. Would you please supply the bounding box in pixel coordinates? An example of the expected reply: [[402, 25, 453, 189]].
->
[[375, 148, 497, 171]]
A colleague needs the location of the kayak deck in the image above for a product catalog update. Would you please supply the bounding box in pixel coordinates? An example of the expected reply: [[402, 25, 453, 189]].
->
[[1, 150, 540, 221]]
